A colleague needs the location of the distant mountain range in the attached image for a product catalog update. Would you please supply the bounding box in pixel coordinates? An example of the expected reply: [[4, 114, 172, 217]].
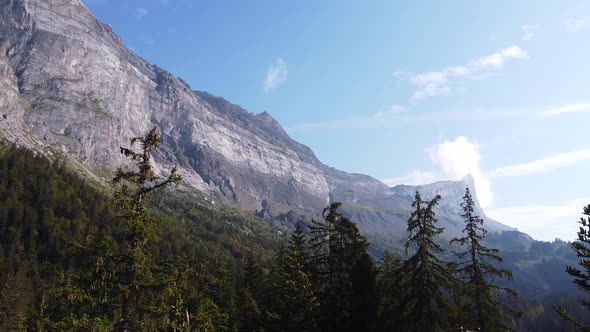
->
[[0, 0, 516, 241]]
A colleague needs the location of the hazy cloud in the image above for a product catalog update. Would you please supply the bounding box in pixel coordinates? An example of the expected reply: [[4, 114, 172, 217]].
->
[[540, 102, 590, 117], [263, 58, 288, 92], [521, 25, 536, 41], [490, 150, 590, 178], [382, 170, 437, 187], [381, 137, 494, 208], [374, 104, 405, 118], [289, 107, 531, 132], [428, 137, 493, 208], [487, 198, 589, 241], [563, 18, 587, 33], [135, 8, 148, 19]]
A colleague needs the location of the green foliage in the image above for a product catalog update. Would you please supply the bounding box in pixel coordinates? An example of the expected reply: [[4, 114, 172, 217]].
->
[[0, 142, 281, 330], [0, 141, 578, 331], [451, 188, 520, 331], [397, 192, 457, 332], [376, 250, 403, 331], [309, 202, 377, 332], [556, 204, 590, 331], [268, 224, 318, 332]]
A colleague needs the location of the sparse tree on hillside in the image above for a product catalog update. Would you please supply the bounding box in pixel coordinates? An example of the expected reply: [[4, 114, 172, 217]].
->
[[556, 204, 590, 331], [111, 128, 181, 330], [451, 188, 519, 331]]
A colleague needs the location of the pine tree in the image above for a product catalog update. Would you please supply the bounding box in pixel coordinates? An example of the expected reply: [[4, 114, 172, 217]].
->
[[398, 192, 456, 332], [269, 223, 318, 332], [556, 204, 590, 331], [309, 202, 376, 332], [111, 127, 181, 330], [377, 250, 403, 331], [451, 188, 519, 331], [239, 252, 267, 332]]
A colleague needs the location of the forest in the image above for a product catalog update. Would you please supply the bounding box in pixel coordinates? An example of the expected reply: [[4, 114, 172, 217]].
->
[[0, 130, 589, 331]]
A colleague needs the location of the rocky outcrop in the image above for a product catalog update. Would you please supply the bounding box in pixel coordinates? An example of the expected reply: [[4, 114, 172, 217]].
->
[[0, 0, 514, 239]]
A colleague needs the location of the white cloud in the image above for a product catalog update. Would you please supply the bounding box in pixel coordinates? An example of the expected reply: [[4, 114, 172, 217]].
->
[[428, 137, 493, 208], [521, 25, 536, 41], [381, 137, 493, 208], [382, 170, 437, 187], [487, 198, 590, 241], [564, 18, 587, 33], [263, 58, 288, 92], [473, 46, 529, 69], [490, 150, 590, 178], [540, 102, 590, 117], [135, 8, 148, 19], [409, 46, 529, 101]]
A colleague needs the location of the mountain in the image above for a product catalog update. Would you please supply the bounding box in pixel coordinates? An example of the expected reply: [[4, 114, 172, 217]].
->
[[0, 0, 514, 239]]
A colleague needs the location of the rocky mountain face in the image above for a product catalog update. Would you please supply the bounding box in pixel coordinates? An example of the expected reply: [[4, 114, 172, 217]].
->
[[0, 0, 514, 239]]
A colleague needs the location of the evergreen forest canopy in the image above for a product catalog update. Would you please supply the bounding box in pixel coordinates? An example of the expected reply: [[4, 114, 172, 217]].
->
[[0, 129, 588, 331]]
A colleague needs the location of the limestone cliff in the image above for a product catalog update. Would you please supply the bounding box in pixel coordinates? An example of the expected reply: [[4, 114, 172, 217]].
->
[[0, 0, 514, 238]]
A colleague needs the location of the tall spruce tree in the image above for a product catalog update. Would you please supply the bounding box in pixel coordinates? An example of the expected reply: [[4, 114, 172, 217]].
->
[[269, 224, 318, 332], [111, 128, 181, 330], [556, 204, 590, 331], [377, 250, 403, 331], [451, 188, 519, 331], [398, 192, 456, 332], [309, 202, 377, 332], [238, 252, 268, 332]]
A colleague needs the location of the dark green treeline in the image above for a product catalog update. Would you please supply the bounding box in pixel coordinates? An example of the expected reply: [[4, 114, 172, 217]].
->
[[0, 137, 522, 331]]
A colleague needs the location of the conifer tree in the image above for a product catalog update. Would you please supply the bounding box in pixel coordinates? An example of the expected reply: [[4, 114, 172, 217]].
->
[[451, 188, 519, 331], [377, 250, 403, 331], [556, 204, 590, 331], [398, 192, 456, 332], [111, 127, 181, 330], [239, 252, 267, 332], [309, 202, 376, 332], [269, 224, 318, 331]]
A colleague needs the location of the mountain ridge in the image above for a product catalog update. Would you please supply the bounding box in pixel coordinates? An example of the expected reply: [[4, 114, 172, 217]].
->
[[0, 0, 515, 239]]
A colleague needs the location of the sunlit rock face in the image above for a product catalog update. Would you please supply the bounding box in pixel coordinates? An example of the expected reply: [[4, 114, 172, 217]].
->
[[0, 0, 330, 212], [0, 0, 513, 237]]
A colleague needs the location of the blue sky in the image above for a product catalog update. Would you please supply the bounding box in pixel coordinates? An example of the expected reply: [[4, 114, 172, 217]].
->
[[85, 0, 590, 241]]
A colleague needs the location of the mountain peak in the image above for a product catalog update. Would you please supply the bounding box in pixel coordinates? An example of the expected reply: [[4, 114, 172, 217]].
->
[[461, 173, 475, 187]]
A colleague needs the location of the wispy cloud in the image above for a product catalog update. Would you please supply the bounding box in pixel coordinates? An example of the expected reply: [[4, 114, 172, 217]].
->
[[487, 198, 589, 241], [540, 102, 590, 117], [382, 170, 437, 187], [263, 58, 288, 92], [408, 46, 529, 101], [489, 150, 590, 178], [521, 25, 536, 41], [374, 104, 405, 118], [289, 107, 530, 132], [135, 8, 148, 19], [563, 18, 587, 33], [472, 46, 529, 69]]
